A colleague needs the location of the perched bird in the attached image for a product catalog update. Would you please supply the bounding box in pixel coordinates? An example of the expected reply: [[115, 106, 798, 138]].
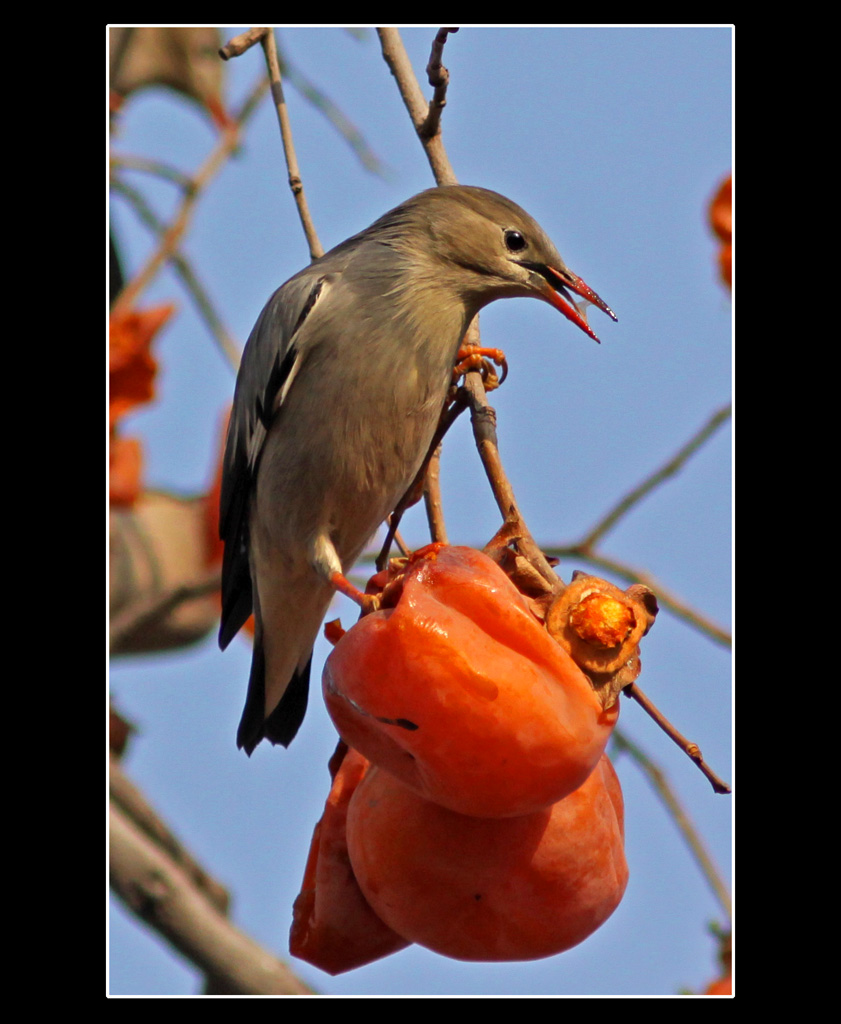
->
[[219, 185, 616, 754]]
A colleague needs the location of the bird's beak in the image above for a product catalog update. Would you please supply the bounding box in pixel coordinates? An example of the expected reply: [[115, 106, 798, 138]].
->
[[536, 264, 618, 344]]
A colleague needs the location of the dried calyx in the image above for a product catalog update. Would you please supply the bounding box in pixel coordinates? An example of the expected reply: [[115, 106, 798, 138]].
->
[[545, 572, 659, 708]]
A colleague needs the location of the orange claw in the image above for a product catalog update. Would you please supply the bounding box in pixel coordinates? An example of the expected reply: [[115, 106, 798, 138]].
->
[[453, 345, 508, 386]]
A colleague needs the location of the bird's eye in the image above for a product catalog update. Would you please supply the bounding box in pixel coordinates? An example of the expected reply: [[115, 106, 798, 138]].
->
[[504, 229, 527, 253]]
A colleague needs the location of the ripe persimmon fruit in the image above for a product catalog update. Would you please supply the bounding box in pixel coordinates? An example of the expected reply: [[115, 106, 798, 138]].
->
[[323, 545, 618, 818], [289, 744, 409, 974], [346, 754, 628, 961]]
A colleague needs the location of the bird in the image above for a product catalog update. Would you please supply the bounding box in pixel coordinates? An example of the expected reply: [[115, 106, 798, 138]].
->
[[219, 185, 617, 755]]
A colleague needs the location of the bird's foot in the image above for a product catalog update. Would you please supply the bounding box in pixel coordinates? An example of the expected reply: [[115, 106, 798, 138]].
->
[[452, 345, 508, 390]]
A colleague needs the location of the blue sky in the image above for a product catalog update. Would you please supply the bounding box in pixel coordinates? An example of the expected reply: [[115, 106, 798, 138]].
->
[[109, 25, 733, 997]]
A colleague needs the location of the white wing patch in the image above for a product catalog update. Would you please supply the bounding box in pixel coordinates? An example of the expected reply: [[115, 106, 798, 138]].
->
[[274, 275, 335, 414]]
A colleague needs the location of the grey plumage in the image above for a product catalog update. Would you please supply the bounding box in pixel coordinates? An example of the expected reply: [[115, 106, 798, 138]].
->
[[219, 185, 616, 754]]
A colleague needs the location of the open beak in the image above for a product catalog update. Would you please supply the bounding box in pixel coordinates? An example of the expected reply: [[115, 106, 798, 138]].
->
[[535, 264, 617, 343]]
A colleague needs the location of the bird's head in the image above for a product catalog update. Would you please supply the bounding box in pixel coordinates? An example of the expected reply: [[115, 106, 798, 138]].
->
[[390, 186, 617, 343]]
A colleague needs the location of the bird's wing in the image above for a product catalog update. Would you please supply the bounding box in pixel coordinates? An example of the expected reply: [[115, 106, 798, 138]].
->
[[218, 268, 332, 649]]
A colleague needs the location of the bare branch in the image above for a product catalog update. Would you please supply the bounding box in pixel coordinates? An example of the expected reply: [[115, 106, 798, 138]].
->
[[223, 28, 384, 175], [279, 51, 385, 175], [110, 756, 229, 913], [260, 29, 324, 260], [622, 683, 731, 795], [110, 76, 264, 319], [375, 389, 470, 569], [377, 27, 458, 185], [611, 730, 732, 920], [110, 175, 241, 372], [581, 403, 732, 550], [392, 527, 411, 558], [110, 797, 313, 995], [109, 567, 221, 654], [218, 27, 269, 61], [110, 152, 196, 192], [423, 447, 449, 543], [462, 370, 560, 591], [420, 28, 460, 138]]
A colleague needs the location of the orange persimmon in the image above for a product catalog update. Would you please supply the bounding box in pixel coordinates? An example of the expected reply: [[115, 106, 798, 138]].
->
[[289, 744, 409, 974], [346, 755, 628, 962], [323, 545, 618, 818], [709, 174, 732, 290]]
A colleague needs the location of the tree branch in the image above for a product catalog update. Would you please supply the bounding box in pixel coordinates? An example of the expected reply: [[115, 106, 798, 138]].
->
[[259, 29, 324, 260], [611, 730, 731, 919], [462, 370, 560, 590], [622, 683, 731, 795], [110, 756, 229, 913], [110, 76, 264, 320], [543, 405, 733, 649], [110, 175, 241, 373], [218, 27, 269, 61], [581, 403, 732, 550], [109, 566, 221, 654], [279, 50, 385, 176], [419, 27, 460, 138], [110, 794, 313, 995], [423, 447, 449, 543], [377, 27, 458, 186]]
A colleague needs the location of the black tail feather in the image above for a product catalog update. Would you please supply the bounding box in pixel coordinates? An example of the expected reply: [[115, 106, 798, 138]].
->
[[236, 646, 312, 755]]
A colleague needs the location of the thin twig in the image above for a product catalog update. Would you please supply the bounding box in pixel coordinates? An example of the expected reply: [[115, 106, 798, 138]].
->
[[279, 52, 385, 175], [110, 176, 241, 372], [423, 447, 449, 543], [223, 28, 384, 175], [110, 77, 263, 319], [235, 71, 271, 124], [110, 152, 196, 192], [611, 730, 732, 919], [393, 527, 411, 558], [218, 27, 269, 61], [623, 682, 731, 795], [462, 370, 559, 590], [377, 27, 458, 186], [260, 29, 323, 260], [581, 403, 732, 550], [420, 27, 460, 138]]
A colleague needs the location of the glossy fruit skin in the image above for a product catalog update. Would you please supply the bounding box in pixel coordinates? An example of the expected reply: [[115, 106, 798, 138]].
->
[[289, 745, 409, 974], [346, 755, 628, 961], [323, 545, 618, 818]]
